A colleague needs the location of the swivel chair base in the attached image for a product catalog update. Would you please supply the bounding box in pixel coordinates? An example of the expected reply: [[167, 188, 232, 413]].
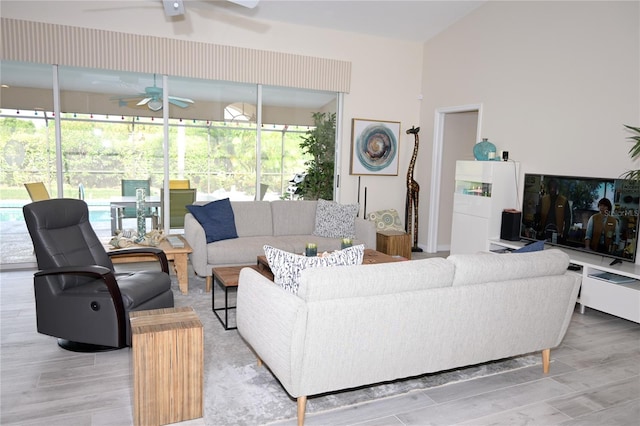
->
[[57, 339, 123, 353]]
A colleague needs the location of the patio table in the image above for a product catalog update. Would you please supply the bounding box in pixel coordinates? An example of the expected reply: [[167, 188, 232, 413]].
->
[[110, 196, 161, 234]]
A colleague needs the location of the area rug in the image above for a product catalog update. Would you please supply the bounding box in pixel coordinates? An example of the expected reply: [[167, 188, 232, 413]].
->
[[173, 273, 541, 426]]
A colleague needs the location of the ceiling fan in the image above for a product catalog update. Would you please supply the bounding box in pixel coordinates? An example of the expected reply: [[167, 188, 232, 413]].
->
[[113, 74, 194, 111], [162, 0, 259, 17]]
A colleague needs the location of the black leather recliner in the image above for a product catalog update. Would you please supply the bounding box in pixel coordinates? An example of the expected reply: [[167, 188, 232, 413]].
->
[[23, 198, 174, 352]]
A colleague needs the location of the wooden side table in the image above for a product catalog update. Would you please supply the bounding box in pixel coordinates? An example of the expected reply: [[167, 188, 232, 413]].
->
[[106, 235, 193, 294], [130, 307, 203, 426], [376, 230, 412, 260]]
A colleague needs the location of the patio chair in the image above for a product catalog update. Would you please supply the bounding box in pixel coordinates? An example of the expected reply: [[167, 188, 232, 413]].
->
[[163, 188, 197, 229], [24, 182, 50, 201], [121, 179, 151, 217], [169, 179, 190, 189], [256, 183, 268, 201], [23, 198, 174, 352], [120, 179, 158, 229]]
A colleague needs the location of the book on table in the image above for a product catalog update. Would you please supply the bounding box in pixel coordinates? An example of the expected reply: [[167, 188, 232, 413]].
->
[[166, 236, 185, 248], [587, 272, 636, 284]]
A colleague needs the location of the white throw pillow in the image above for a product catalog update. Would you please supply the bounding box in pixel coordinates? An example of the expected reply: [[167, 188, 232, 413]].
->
[[367, 208, 405, 232], [313, 198, 358, 239], [264, 244, 364, 294]]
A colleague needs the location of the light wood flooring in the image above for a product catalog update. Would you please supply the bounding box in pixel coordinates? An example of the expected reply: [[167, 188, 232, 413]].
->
[[1, 267, 639, 426]]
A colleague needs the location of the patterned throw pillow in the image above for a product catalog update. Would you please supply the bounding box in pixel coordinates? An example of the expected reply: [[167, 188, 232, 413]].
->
[[367, 208, 405, 232], [312, 199, 359, 239], [264, 244, 364, 294]]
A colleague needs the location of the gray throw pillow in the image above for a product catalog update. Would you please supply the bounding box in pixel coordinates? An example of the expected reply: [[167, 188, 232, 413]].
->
[[264, 244, 364, 294], [313, 198, 358, 239]]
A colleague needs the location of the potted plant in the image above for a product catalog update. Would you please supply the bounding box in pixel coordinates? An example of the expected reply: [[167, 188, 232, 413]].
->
[[297, 112, 336, 200], [621, 124, 640, 180]]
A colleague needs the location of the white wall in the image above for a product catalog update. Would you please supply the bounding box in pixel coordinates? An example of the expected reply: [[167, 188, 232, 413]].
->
[[1, 0, 424, 222], [420, 0, 639, 250]]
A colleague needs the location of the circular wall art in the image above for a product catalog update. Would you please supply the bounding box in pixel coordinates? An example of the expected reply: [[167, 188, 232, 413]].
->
[[351, 119, 400, 175]]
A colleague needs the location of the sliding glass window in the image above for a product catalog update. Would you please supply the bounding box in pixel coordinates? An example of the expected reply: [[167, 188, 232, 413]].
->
[[0, 61, 337, 267]]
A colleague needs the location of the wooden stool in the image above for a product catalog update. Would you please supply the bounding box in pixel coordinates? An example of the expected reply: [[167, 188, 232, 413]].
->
[[376, 230, 412, 260], [130, 306, 203, 426]]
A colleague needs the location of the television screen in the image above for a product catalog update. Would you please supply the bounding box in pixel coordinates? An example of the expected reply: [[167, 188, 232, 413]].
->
[[520, 173, 640, 263]]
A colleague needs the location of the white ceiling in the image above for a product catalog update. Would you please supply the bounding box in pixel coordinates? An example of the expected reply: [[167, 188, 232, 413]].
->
[[212, 0, 485, 43], [1, 1, 485, 108]]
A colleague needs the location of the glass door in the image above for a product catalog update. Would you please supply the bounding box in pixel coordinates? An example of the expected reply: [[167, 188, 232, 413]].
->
[[0, 61, 55, 266], [0, 61, 341, 266]]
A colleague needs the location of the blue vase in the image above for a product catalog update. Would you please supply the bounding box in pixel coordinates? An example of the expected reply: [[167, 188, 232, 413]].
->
[[473, 138, 497, 161]]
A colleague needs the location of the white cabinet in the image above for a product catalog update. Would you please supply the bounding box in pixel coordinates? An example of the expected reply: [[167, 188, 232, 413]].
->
[[450, 161, 519, 255], [488, 238, 640, 323], [581, 269, 640, 323]]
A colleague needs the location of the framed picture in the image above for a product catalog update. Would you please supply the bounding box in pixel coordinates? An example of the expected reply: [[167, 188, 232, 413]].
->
[[350, 118, 401, 176]]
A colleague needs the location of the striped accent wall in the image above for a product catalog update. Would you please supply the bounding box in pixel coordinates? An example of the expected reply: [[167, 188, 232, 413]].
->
[[0, 18, 351, 93]]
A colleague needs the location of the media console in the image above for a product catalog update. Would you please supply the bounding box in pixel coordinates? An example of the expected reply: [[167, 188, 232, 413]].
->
[[488, 238, 640, 323]]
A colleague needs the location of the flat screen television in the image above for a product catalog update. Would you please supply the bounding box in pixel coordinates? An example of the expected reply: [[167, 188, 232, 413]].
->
[[520, 173, 640, 264]]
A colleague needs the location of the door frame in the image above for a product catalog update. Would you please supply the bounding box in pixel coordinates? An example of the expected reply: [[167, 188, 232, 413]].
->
[[426, 103, 483, 252]]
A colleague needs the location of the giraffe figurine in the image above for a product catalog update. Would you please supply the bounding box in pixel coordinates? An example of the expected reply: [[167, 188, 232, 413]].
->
[[405, 126, 423, 252]]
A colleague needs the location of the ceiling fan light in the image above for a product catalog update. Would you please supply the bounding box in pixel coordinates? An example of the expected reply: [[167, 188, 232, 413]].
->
[[163, 0, 184, 16], [148, 100, 163, 111]]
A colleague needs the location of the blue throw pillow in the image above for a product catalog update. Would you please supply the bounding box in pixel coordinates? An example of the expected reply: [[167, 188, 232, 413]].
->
[[186, 198, 238, 243], [514, 240, 545, 253]]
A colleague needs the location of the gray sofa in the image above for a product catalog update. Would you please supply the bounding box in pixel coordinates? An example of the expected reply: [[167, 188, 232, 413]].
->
[[183, 200, 376, 288], [236, 249, 581, 425]]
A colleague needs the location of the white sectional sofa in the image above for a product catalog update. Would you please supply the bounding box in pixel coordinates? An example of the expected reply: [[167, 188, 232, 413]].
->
[[183, 200, 376, 288], [236, 249, 581, 426]]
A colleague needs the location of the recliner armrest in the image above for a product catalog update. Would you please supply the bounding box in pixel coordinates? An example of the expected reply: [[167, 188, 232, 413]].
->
[[35, 264, 112, 278], [107, 247, 170, 273]]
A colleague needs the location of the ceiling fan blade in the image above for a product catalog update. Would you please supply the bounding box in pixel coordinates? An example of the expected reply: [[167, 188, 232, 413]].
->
[[169, 95, 194, 104], [228, 0, 259, 9], [169, 98, 190, 108], [137, 97, 152, 106], [111, 94, 142, 101]]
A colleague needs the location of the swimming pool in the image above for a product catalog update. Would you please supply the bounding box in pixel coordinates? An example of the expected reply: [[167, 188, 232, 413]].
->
[[0, 201, 113, 227]]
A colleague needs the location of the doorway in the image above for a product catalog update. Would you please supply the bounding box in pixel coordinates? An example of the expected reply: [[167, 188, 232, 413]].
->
[[426, 104, 482, 252]]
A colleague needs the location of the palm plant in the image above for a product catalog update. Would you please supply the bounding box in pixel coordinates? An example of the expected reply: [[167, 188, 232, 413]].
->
[[621, 124, 640, 180], [297, 112, 336, 200]]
